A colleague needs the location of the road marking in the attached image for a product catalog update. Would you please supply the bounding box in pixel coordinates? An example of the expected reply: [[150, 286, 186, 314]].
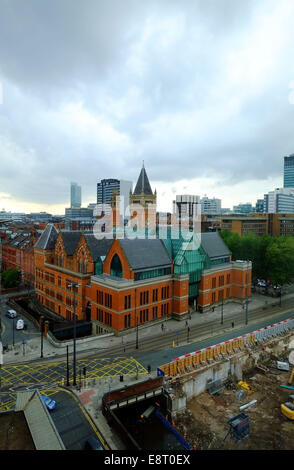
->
[[0, 320, 6, 337], [59, 387, 110, 450], [0, 357, 147, 387]]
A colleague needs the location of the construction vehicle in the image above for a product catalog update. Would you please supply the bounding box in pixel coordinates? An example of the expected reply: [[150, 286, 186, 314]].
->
[[288, 367, 294, 385], [281, 395, 294, 420], [237, 381, 253, 394]]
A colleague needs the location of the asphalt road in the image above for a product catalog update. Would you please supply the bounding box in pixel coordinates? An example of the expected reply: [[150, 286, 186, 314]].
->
[[132, 308, 294, 369], [46, 389, 106, 450], [0, 299, 39, 347]]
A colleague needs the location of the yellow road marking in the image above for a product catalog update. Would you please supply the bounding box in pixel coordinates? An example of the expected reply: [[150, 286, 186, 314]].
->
[[1, 357, 147, 388], [60, 388, 109, 450], [1, 320, 6, 336]]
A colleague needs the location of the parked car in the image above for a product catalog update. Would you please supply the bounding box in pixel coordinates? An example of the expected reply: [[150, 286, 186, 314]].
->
[[84, 436, 103, 450], [41, 395, 56, 411], [16, 319, 24, 330], [6, 309, 17, 319]]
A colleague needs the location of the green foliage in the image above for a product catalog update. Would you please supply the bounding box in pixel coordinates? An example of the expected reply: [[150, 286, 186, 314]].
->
[[1, 268, 21, 288], [219, 231, 294, 286]]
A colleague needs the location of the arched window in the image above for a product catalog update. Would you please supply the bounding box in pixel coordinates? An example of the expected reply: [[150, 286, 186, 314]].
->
[[79, 259, 83, 273], [95, 257, 103, 275], [110, 254, 123, 278]]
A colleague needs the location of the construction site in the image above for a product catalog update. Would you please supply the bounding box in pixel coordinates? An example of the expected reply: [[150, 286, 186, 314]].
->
[[158, 319, 294, 451]]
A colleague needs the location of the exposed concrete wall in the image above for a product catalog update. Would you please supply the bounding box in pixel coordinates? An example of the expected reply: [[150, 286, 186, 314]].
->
[[15, 390, 65, 450], [46, 330, 114, 348], [169, 332, 293, 416]]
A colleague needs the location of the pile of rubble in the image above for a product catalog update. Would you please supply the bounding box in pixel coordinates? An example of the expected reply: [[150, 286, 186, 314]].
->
[[173, 334, 294, 450]]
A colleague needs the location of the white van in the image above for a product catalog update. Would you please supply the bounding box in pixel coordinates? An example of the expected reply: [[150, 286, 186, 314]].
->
[[16, 319, 24, 330]]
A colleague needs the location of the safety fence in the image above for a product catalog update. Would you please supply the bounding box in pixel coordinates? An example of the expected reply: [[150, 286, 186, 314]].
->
[[158, 317, 294, 377], [154, 409, 192, 450]]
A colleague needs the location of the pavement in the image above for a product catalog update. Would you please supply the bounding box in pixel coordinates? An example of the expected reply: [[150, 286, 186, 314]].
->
[[2, 287, 294, 365], [1, 286, 294, 450]]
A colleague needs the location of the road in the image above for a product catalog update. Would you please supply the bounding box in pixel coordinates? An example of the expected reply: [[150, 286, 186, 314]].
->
[[1, 294, 294, 411], [0, 356, 147, 411], [65, 296, 294, 369], [0, 299, 39, 348], [44, 389, 108, 450]]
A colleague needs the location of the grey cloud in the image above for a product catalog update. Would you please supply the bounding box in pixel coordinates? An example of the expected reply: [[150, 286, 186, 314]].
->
[[0, 0, 294, 210]]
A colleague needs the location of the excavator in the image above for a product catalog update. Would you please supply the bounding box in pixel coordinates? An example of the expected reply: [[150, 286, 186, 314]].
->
[[281, 395, 294, 420], [237, 381, 254, 394], [281, 367, 294, 420]]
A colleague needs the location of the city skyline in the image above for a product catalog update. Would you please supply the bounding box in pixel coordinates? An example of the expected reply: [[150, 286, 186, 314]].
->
[[0, 0, 294, 214]]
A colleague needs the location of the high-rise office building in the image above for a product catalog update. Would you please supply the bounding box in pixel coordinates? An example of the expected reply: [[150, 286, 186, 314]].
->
[[264, 187, 294, 213], [200, 196, 221, 214], [284, 154, 294, 188], [70, 182, 81, 208], [173, 195, 200, 220], [255, 199, 264, 213], [232, 203, 253, 214], [65, 207, 94, 230], [97, 179, 132, 216]]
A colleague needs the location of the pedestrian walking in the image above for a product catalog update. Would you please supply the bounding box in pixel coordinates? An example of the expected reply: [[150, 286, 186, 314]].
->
[[232, 321, 234, 328]]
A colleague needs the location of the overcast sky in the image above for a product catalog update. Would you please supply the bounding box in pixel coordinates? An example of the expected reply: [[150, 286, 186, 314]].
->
[[1, 0, 294, 214]]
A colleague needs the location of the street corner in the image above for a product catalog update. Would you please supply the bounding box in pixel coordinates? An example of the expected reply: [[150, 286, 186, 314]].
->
[[79, 388, 96, 406]]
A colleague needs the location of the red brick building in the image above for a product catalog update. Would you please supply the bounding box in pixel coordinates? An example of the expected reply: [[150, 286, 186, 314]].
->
[[1, 230, 39, 286], [86, 238, 189, 334], [34, 225, 189, 333], [34, 223, 251, 333]]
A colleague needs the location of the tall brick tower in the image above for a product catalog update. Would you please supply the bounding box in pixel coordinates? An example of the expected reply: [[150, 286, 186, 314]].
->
[[129, 163, 157, 232], [129, 162, 157, 208]]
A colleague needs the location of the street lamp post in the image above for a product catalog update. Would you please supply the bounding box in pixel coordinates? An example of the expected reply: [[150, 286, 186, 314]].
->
[[12, 317, 15, 347], [245, 261, 249, 325], [187, 326, 190, 343], [40, 315, 44, 358], [66, 345, 70, 386], [136, 316, 139, 349], [68, 282, 80, 387], [220, 297, 224, 325]]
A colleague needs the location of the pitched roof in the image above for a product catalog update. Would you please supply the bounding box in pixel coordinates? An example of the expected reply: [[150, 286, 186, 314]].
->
[[34, 224, 58, 250], [61, 231, 82, 255], [133, 166, 153, 196], [118, 238, 171, 271], [200, 232, 231, 260], [84, 234, 113, 260]]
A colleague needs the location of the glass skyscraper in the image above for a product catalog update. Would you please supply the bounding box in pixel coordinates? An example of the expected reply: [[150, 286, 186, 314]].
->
[[284, 155, 294, 188], [70, 182, 82, 208], [97, 179, 132, 215]]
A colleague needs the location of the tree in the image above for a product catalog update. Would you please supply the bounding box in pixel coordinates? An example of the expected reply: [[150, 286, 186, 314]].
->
[[1, 268, 21, 288], [219, 231, 294, 285], [265, 237, 294, 286]]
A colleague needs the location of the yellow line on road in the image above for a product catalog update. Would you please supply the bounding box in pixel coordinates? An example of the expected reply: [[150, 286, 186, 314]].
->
[[1, 321, 6, 337], [60, 387, 110, 450]]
